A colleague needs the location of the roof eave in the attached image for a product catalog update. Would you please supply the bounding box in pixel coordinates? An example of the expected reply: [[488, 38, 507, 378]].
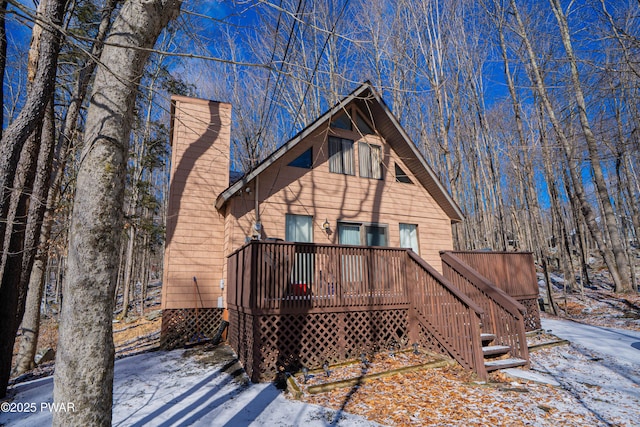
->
[[364, 89, 465, 222], [215, 82, 464, 223]]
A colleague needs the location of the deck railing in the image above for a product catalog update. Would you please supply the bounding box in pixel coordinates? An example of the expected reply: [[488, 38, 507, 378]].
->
[[441, 251, 529, 362], [444, 251, 538, 300], [227, 241, 487, 378], [227, 242, 410, 314]]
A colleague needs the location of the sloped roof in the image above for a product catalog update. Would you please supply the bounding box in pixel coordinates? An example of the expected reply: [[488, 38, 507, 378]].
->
[[215, 82, 463, 222]]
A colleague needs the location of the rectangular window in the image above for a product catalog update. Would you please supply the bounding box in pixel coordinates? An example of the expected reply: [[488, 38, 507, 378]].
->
[[365, 225, 387, 246], [399, 223, 419, 254], [285, 214, 314, 291], [338, 224, 361, 245], [337, 223, 362, 286], [329, 137, 355, 175], [338, 222, 388, 247], [359, 142, 382, 179], [285, 214, 313, 243]]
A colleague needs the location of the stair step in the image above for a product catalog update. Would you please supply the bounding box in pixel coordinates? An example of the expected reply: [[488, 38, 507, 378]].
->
[[485, 358, 528, 371], [481, 333, 496, 343], [482, 345, 511, 357]]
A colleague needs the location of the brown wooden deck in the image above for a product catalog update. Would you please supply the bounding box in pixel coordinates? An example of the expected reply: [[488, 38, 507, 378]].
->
[[227, 241, 536, 382]]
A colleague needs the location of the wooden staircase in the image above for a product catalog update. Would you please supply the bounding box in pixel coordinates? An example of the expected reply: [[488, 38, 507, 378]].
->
[[481, 333, 527, 372]]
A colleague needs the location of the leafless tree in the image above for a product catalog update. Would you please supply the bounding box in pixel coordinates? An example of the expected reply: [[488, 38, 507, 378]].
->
[[53, 0, 182, 424]]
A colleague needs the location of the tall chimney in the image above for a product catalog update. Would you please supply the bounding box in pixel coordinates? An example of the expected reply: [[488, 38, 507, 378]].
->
[[161, 96, 231, 314]]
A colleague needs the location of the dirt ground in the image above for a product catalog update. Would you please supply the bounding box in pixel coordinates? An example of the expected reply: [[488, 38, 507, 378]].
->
[[10, 310, 162, 385], [551, 288, 640, 331]]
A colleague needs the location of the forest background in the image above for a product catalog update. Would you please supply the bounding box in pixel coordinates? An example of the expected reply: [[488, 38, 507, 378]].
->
[[0, 0, 638, 424]]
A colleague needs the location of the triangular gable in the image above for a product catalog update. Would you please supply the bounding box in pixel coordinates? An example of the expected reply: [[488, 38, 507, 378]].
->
[[215, 82, 463, 223]]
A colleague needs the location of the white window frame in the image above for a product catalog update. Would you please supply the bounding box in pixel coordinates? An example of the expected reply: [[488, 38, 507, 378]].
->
[[285, 214, 314, 289], [285, 214, 313, 243]]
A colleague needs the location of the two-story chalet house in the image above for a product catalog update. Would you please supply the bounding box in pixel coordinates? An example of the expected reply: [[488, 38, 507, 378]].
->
[[161, 82, 538, 381]]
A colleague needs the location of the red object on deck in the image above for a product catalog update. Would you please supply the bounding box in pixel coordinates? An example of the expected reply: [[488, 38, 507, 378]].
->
[[292, 283, 308, 296]]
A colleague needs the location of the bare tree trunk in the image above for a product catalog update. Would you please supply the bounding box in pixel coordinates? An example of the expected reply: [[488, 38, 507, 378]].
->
[[548, 0, 631, 292], [12, 234, 46, 375], [11, 0, 118, 378], [494, 9, 559, 307], [0, 0, 66, 254], [10, 98, 56, 376], [139, 232, 150, 315], [0, 125, 42, 391], [509, 0, 627, 295], [114, 238, 125, 308], [52, 1, 181, 424], [0, 1, 67, 399], [0, 0, 7, 141], [11, 146, 66, 377], [120, 226, 135, 319], [54, 257, 61, 306]]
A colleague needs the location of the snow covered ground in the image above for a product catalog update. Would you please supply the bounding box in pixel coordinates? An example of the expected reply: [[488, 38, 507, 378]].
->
[[0, 345, 380, 426], [1, 317, 639, 426], [541, 317, 640, 368], [529, 317, 640, 426]]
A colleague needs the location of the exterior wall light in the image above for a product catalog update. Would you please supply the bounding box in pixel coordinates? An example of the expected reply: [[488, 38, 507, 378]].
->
[[322, 219, 331, 232]]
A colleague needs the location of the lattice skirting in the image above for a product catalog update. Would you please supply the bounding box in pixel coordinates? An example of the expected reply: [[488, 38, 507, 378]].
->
[[160, 308, 225, 349], [228, 310, 255, 379], [518, 298, 541, 331], [229, 309, 417, 382]]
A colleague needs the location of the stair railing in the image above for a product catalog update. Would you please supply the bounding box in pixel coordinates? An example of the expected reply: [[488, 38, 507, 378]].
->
[[440, 251, 529, 364], [405, 251, 487, 379]]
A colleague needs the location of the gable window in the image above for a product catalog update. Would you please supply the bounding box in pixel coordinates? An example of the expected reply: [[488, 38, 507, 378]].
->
[[359, 142, 382, 179], [355, 112, 373, 135], [395, 163, 412, 184], [329, 137, 355, 175], [399, 223, 419, 254], [286, 214, 313, 243], [338, 222, 388, 247], [288, 147, 313, 169], [331, 111, 352, 130]]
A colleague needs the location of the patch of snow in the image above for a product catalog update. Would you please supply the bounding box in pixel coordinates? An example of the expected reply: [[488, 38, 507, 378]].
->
[[542, 318, 640, 368], [502, 368, 560, 386], [1, 347, 382, 426], [532, 318, 640, 426], [548, 273, 565, 285]]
